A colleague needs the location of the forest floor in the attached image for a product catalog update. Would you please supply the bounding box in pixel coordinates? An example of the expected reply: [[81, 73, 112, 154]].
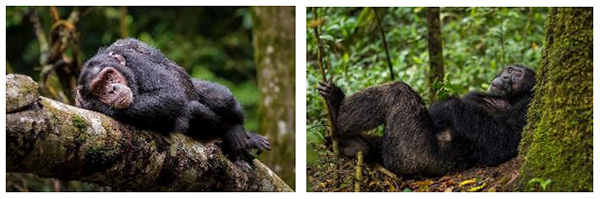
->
[[307, 144, 523, 192]]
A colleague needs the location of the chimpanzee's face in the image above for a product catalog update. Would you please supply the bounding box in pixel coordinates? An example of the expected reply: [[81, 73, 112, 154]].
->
[[489, 65, 535, 97], [89, 67, 133, 109], [75, 52, 133, 110]]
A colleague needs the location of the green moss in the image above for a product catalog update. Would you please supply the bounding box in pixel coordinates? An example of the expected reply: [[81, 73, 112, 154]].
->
[[50, 113, 61, 125], [72, 115, 88, 132], [82, 139, 120, 174], [45, 135, 69, 158], [519, 8, 593, 192]]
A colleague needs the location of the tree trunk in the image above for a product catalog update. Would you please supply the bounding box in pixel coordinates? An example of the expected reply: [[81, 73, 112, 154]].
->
[[5, 74, 292, 192], [251, 6, 296, 189], [518, 7, 593, 192], [426, 7, 445, 103]]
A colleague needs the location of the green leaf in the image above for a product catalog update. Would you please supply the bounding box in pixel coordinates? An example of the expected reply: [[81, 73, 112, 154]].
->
[[528, 178, 552, 191], [319, 35, 334, 42]]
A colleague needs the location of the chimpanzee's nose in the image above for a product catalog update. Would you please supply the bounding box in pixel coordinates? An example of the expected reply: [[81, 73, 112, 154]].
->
[[108, 84, 116, 94]]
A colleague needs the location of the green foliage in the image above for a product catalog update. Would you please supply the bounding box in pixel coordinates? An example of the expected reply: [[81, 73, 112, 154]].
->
[[527, 178, 552, 191], [306, 7, 547, 145]]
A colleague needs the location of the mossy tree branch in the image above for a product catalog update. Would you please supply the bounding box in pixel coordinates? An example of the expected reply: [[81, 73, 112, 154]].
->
[[6, 74, 292, 192]]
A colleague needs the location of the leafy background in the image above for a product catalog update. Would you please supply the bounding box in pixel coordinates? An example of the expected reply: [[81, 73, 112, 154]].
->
[[306, 7, 548, 160]]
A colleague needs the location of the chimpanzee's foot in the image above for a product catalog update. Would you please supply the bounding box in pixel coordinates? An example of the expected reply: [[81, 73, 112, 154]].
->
[[222, 124, 270, 162], [247, 132, 271, 155]]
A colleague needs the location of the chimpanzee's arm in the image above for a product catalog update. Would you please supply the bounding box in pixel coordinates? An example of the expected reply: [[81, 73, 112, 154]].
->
[[102, 90, 218, 133]]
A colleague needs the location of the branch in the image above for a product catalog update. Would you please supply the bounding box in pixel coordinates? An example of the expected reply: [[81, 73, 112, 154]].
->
[[5, 74, 292, 192]]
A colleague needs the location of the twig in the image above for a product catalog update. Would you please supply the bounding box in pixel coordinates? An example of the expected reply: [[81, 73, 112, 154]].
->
[[312, 7, 339, 156], [376, 164, 399, 179], [373, 8, 395, 81], [50, 6, 60, 21], [354, 151, 364, 192], [498, 16, 506, 65], [312, 8, 327, 82]]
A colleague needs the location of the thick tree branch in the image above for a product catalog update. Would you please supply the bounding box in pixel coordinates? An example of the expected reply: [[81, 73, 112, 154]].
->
[[5, 74, 292, 192]]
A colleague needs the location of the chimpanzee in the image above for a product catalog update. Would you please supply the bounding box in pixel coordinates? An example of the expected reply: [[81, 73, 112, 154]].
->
[[75, 38, 270, 162], [318, 64, 535, 176]]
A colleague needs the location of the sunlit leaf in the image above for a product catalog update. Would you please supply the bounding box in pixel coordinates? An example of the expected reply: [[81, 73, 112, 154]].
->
[[459, 179, 476, 186], [466, 183, 486, 192]]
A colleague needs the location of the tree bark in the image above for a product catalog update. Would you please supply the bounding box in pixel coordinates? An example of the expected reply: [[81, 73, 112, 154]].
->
[[518, 7, 593, 192], [251, 6, 296, 189], [426, 7, 445, 103], [5, 74, 292, 192]]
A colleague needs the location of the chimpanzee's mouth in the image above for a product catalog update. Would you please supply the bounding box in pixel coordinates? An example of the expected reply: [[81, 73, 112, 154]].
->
[[489, 82, 512, 96]]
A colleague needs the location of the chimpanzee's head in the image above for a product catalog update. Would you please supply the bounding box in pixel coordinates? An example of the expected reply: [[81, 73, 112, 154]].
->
[[488, 64, 536, 97], [75, 51, 135, 110]]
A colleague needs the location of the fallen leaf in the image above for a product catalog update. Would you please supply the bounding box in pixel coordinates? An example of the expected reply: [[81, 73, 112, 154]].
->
[[506, 170, 520, 185], [467, 183, 486, 192], [459, 179, 476, 187], [447, 179, 456, 185], [439, 176, 452, 181], [413, 180, 434, 187], [384, 180, 396, 192]]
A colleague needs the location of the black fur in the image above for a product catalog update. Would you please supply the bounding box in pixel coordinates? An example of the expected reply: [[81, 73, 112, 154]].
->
[[318, 64, 535, 176], [76, 38, 270, 161]]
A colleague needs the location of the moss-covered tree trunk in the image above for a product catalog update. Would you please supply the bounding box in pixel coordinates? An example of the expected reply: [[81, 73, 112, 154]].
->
[[519, 7, 593, 192], [251, 6, 296, 189], [426, 7, 444, 103]]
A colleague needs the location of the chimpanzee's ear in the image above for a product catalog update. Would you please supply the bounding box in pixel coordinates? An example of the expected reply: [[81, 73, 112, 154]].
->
[[108, 51, 126, 66]]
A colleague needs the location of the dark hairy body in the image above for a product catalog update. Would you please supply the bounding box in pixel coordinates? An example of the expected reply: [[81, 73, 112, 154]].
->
[[75, 38, 270, 162], [318, 65, 535, 176]]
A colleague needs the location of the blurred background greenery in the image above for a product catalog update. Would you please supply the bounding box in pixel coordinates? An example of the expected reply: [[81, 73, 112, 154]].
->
[[306, 7, 547, 166], [6, 6, 294, 191]]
